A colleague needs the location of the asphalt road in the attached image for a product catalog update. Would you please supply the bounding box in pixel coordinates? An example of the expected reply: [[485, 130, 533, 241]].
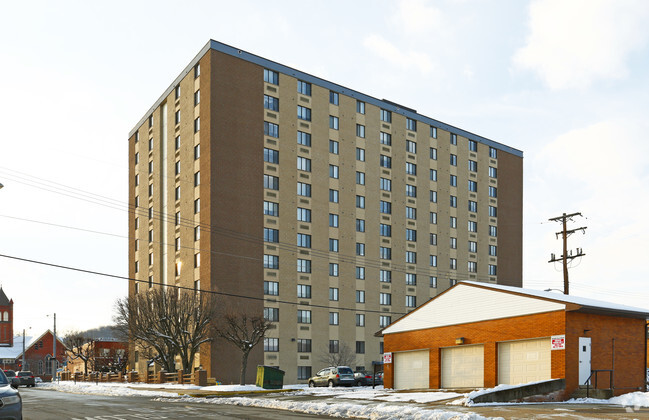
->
[[20, 386, 649, 420], [21, 388, 333, 419]]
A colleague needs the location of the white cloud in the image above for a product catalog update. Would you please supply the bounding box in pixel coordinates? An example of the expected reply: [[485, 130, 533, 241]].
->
[[363, 34, 434, 74], [391, 0, 443, 35], [513, 0, 649, 89], [524, 119, 649, 306]]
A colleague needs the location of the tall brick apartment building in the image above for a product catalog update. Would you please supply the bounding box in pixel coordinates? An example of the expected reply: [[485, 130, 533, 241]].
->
[[128, 40, 523, 383]]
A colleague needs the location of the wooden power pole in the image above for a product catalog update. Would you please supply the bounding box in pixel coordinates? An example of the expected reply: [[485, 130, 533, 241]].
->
[[548, 212, 587, 294]]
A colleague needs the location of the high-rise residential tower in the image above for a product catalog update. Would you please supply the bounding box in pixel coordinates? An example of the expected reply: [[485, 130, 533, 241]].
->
[[128, 40, 523, 383]]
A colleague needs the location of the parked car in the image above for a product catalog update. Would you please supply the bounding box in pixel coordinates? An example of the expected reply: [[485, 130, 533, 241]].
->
[[0, 370, 22, 419], [308, 366, 355, 387], [17, 371, 35, 387], [2, 371, 20, 388], [353, 370, 374, 386], [374, 371, 384, 385]]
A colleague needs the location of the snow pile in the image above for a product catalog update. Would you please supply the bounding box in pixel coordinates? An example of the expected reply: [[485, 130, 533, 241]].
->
[[168, 395, 489, 420]]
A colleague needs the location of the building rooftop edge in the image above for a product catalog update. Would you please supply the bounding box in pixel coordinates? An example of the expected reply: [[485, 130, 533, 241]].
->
[[129, 39, 523, 158]]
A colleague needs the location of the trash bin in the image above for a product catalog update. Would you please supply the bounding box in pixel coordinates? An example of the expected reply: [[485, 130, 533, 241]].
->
[[256, 365, 285, 389]]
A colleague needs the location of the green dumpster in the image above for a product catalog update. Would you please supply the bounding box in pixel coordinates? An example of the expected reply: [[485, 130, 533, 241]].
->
[[256, 365, 285, 389]]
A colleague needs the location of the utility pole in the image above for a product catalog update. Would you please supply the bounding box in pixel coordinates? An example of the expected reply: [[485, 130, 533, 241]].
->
[[548, 212, 587, 294]]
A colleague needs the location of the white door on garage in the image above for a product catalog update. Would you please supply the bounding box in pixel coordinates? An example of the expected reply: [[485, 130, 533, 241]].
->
[[441, 345, 484, 388], [393, 350, 429, 390], [498, 338, 551, 385]]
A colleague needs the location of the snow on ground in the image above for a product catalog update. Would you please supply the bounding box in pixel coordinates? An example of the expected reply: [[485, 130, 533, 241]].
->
[[167, 395, 490, 420], [36, 380, 649, 419]]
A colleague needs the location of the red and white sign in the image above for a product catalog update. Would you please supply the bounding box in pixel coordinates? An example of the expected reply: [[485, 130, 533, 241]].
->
[[551, 335, 566, 350], [383, 352, 393, 363]]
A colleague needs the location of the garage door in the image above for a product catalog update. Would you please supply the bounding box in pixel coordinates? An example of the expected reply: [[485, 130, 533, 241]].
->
[[498, 338, 551, 385], [441, 345, 484, 388], [393, 350, 429, 390]]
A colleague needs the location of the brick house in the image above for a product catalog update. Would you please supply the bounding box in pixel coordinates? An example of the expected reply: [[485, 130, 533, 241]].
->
[[66, 338, 128, 374], [381, 281, 648, 399], [0, 330, 67, 376]]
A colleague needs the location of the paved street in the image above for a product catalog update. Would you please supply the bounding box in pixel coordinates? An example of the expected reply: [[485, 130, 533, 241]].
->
[[21, 388, 334, 419], [21, 386, 649, 419]]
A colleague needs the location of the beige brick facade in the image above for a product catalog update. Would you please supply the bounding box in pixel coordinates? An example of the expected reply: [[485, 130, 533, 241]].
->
[[128, 40, 523, 384]]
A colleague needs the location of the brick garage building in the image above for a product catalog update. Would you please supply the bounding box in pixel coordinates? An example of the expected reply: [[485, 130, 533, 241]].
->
[[381, 281, 648, 399]]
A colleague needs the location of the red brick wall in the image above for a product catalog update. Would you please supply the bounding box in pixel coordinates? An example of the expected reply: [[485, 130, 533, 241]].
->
[[384, 310, 646, 398], [383, 311, 566, 389], [565, 312, 646, 396]]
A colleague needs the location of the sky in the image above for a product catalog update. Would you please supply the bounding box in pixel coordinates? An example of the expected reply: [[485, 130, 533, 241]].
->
[[1, 0, 648, 336]]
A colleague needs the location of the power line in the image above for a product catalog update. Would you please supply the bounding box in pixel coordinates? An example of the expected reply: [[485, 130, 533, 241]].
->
[[0, 253, 407, 317], [0, 167, 499, 282]]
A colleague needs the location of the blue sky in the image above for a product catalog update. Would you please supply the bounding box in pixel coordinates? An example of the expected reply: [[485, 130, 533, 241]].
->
[[1, 0, 648, 334]]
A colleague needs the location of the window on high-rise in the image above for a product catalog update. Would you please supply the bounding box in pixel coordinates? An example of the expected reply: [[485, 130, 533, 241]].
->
[[264, 69, 279, 85], [264, 148, 279, 164], [264, 338, 279, 352], [406, 140, 416, 154], [297, 131, 311, 146], [297, 80, 311, 96], [330, 91, 339, 105], [264, 201, 278, 216], [264, 122, 279, 138], [297, 182, 311, 197], [297, 156, 311, 172], [406, 162, 416, 175], [380, 109, 391, 123], [329, 140, 338, 154], [329, 115, 339, 130], [264, 95, 279, 111], [297, 259, 311, 273], [297, 106, 311, 121], [356, 100, 365, 114], [297, 284, 311, 298], [380, 132, 391, 146]]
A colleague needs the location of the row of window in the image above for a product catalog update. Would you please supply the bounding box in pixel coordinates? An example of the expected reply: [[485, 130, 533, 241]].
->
[[263, 338, 369, 356], [264, 252, 497, 274], [262, 68, 499, 159], [263, 307, 392, 328]]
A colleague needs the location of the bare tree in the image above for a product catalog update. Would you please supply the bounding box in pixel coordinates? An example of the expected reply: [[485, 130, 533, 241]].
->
[[213, 311, 272, 385], [63, 330, 95, 375], [113, 288, 218, 373], [318, 341, 356, 367]]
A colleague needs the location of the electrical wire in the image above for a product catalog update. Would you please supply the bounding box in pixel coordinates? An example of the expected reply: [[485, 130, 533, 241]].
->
[[0, 253, 407, 317]]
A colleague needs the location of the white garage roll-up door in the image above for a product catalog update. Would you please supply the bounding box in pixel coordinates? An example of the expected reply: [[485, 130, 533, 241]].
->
[[393, 350, 429, 390], [441, 345, 484, 388], [498, 338, 551, 385]]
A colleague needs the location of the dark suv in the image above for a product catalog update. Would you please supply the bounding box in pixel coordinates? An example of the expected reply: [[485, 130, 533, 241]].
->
[[3, 370, 19, 387], [308, 366, 355, 387], [17, 371, 35, 387]]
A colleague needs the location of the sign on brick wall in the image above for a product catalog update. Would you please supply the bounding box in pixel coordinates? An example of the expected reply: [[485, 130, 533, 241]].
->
[[551, 335, 565, 350], [383, 352, 392, 363]]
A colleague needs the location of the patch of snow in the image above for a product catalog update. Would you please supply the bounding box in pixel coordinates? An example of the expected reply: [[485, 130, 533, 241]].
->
[[163, 395, 490, 420]]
